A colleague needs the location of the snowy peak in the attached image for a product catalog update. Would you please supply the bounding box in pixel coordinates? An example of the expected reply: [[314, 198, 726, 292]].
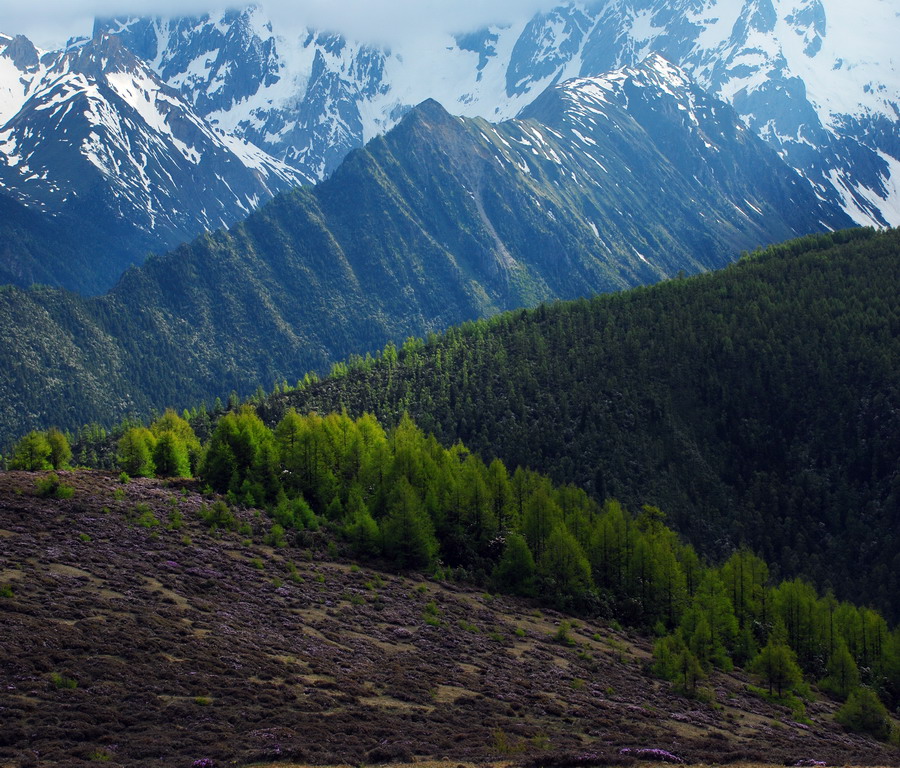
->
[[1, 30, 303, 210], [91, 1, 899, 226], [517, 52, 848, 229], [506, 6, 593, 97], [61, 28, 140, 79], [1, 34, 41, 71], [0, 34, 49, 125], [1, 0, 897, 297], [95, 10, 399, 179], [0, 28, 309, 289], [579, 0, 900, 224], [95, 8, 282, 117], [528, 55, 724, 139], [783, 0, 827, 57], [573, 53, 699, 103]]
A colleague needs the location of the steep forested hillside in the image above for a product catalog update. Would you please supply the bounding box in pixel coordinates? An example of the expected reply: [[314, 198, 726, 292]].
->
[[5, 230, 899, 763], [0, 92, 839, 446], [263, 228, 900, 620], [0, 192, 151, 296]]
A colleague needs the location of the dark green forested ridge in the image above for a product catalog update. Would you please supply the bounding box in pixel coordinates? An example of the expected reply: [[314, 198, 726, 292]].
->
[[0, 190, 161, 295], [14, 227, 898, 626], [0, 96, 843, 446], [250, 227, 900, 621]]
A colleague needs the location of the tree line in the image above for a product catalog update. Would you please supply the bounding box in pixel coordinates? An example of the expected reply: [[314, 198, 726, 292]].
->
[[10, 403, 897, 730], [165, 405, 900, 728]]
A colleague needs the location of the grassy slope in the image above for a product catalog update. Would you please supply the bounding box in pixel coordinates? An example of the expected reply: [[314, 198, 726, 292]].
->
[[0, 470, 896, 767]]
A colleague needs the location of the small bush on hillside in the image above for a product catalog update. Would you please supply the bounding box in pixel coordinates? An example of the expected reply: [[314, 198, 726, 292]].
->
[[835, 687, 892, 741], [552, 620, 576, 646], [50, 672, 77, 690], [132, 503, 159, 528], [35, 473, 74, 499], [200, 500, 238, 531]]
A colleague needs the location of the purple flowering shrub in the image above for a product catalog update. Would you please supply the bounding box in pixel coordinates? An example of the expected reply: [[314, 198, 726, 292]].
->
[[619, 747, 685, 763]]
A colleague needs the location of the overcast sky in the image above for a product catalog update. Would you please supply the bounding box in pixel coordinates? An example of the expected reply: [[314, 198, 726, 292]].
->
[[3, 0, 564, 50]]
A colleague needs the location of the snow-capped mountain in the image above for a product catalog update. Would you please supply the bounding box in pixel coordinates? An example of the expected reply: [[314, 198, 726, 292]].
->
[[0, 28, 309, 291], [0, 34, 49, 126], [95, 0, 898, 226], [517, 53, 849, 241], [1, 0, 893, 294]]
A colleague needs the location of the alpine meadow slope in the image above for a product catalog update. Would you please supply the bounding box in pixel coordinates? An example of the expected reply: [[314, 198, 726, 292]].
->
[[2, 469, 897, 766], [0, 66, 845, 448]]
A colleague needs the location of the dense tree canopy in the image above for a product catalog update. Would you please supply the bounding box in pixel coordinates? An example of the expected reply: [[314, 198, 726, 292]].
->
[[266, 227, 900, 622], [9, 428, 70, 471]]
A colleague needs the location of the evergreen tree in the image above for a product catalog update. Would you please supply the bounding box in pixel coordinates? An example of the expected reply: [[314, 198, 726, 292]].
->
[[273, 495, 318, 532], [487, 458, 512, 535], [752, 625, 803, 697], [720, 548, 769, 632], [46, 428, 72, 470], [152, 432, 191, 478], [491, 532, 536, 596], [539, 524, 593, 604], [150, 409, 201, 471], [589, 499, 632, 592], [9, 431, 53, 471], [117, 427, 156, 477], [835, 687, 892, 741], [344, 488, 380, 558], [653, 632, 705, 695], [522, 485, 561, 562], [201, 406, 279, 501], [381, 477, 438, 569], [680, 570, 739, 670], [774, 579, 819, 667], [274, 408, 306, 492], [821, 639, 860, 700]]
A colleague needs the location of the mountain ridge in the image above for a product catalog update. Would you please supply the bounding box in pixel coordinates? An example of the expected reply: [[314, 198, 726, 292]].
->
[[83, 0, 900, 226], [3, 0, 892, 294], [0, 68, 848, 446]]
